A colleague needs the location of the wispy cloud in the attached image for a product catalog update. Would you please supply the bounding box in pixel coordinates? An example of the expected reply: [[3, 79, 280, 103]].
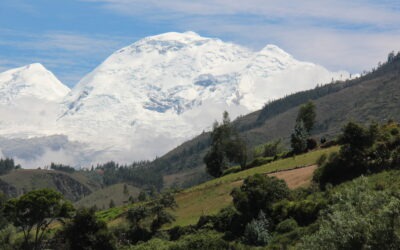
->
[[0, 30, 131, 86], [84, 0, 400, 72], [85, 0, 400, 28]]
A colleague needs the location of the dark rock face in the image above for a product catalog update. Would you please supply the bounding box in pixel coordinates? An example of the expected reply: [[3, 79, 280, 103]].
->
[[50, 173, 92, 201], [0, 172, 92, 201]]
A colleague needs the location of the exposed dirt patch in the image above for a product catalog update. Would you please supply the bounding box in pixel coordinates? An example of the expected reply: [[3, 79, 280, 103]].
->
[[230, 165, 318, 190], [268, 165, 317, 189]]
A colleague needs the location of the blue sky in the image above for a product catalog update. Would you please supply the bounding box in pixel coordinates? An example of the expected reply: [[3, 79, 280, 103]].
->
[[0, 0, 399, 87]]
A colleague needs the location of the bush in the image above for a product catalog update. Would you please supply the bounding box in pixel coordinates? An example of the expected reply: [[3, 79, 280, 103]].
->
[[300, 177, 400, 249], [124, 238, 172, 250], [243, 211, 271, 246], [275, 218, 298, 234], [62, 208, 116, 250], [263, 140, 283, 157], [306, 138, 318, 150], [0, 225, 16, 250], [320, 139, 338, 148], [168, 226, 196, 241], [246, 157, 274, 169], [231, 174, 290, 221], [222, 166, 242, 176], [273, 199, 326, 226], [172, 230, 229, 250]]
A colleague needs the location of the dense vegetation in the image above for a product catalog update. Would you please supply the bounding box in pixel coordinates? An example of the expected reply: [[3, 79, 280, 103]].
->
[[0, 158, 20, 175], [95, 161, 163, 190], [314, 121, 400, 187]]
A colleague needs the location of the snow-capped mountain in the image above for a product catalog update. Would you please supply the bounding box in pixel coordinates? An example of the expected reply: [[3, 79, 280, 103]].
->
[[0, 32, 351, 167], [0, 63, 70, 104], [57, 32, 349, 162], [0, 63, 70, 139]]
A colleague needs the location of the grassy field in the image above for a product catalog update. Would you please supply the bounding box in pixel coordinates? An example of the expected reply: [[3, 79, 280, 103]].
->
[[169, 147, 338, 227], [185, 146, 338, 193], [99, 147, 339, 228], [75, 183, 141, 209]]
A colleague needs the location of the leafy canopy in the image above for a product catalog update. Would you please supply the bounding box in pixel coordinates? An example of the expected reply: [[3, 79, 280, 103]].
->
[[5, 189, 74, 250]]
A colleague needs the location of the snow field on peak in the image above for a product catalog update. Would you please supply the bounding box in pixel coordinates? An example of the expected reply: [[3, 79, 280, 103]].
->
[[0, 63, 70, 104], [57, 32, 350, 163]]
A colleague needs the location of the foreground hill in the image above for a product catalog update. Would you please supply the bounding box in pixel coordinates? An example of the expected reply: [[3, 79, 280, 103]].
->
[[153, 52, 400, 187]]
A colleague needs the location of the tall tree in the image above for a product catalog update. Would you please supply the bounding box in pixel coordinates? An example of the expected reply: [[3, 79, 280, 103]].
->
[[204, 111, 247, 177], [5, 189, 74, 250], [291, 121, 309, 154], [296, 101, 316, 134]]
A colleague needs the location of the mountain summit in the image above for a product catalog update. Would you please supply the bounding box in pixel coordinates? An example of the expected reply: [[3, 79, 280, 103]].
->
[[0, 32, 350, 165], [57, 32, 349, 162], [0, 63, 70, 104]]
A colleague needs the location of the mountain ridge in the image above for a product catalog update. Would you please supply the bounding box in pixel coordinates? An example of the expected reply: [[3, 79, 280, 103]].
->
[[0, 32, 350, 166]]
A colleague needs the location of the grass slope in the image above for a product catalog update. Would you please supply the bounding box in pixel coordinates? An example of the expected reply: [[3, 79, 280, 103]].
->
[[0, 169, 94, 201], [100, 147, 338, 228], [170, 147, 338, 227], [75, 183, 141, 209]]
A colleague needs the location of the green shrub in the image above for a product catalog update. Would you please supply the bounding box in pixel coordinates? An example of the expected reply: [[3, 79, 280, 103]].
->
[[272, 198, 326, 226], [62, 208, 116, 250], [300, 177, 400, 249], [124, 238, 172, 250], [0, 225, 16, 250], [168, 225, 196, 241], [243, 211, 271, 246], [222, 166, 242, 176], [246, 157, 274, 169], [306, 138, 318, 150], [275, 218, 298, 234], [172, 230, 229, 250]]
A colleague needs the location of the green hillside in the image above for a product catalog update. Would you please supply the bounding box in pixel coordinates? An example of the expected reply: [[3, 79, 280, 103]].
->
[[0, 169, 94, 201], [100, 147, 338, 227], [75, 183, 141, 209], [149, 53, 400, 188]]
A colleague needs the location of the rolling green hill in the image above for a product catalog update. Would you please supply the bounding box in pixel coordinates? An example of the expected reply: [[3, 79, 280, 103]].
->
[[75, 183, 141, 209]]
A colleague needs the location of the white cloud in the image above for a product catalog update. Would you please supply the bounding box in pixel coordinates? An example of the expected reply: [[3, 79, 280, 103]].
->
[[86, 0, 400, 28], [84, 0, 400, 72]]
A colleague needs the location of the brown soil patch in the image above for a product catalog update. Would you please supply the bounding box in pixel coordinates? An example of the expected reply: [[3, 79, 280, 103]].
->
[[230, 165, 317, 190], [268, 165, 317, 189]]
